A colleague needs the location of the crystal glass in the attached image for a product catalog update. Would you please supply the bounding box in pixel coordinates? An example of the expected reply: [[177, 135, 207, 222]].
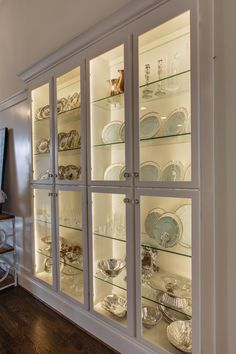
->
[[142, 64, 153, 99], [154, 58, 166, 96]]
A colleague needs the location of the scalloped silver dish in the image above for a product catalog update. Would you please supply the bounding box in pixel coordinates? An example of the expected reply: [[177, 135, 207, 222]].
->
[[167, 320, 192, 353], [36, 138, 50, 154], [102, 294, 127, 318]]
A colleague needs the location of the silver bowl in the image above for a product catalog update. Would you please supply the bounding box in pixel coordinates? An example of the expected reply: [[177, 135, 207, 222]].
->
[[102, 294, 127, 318], [142, 306, 162, 329], [97, 258, 126, 278]]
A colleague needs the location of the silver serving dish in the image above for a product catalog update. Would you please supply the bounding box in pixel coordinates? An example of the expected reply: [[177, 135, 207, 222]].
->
[[167, 320, 192, 353], [158, 292, 189, 310], [142, 306, 162, 328], [97, 258, 126, 278], [102, 294, 127, 318], [158, 304, 191, 323]]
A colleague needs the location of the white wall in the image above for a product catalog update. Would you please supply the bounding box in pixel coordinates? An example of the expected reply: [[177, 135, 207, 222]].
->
[[215, 0, 236, 353], [0, 0, 132, 101]]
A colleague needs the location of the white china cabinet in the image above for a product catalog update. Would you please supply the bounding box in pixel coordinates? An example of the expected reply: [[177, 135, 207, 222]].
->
[[28, 1, 204, 353]]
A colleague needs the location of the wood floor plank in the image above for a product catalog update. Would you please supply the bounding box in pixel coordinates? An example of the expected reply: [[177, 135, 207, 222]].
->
[[0, 286, 119, 354]]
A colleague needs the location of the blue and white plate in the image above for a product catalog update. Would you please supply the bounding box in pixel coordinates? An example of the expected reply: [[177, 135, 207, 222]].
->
[[155, 212, 182, 248], [102, 121, 122, 144], [140, 161, 161, 181], [104, 163, 125, 181], [163, 107, 188, 136], [144, 208, 166, 239], [162, 161, 183, 182], [139, 112, 161, 139]]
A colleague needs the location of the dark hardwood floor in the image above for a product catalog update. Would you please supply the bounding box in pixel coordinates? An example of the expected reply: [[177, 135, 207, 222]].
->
[[0, 286, 118, 354]]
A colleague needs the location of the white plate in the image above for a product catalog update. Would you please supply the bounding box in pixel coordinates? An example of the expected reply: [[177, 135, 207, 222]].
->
[[176, 205, 191, 249], [155, 212, 183, 248], [140, 161, 161, 181], [104, 163, 125, 181], [102, 121, 122, 144], [184, 164, 191, 181], [163, 107, 188, 136], [162, 161, 184, 181], [119, 122, 125, 142], [139, 112, 161, 139], [144, 208, 166, 239]]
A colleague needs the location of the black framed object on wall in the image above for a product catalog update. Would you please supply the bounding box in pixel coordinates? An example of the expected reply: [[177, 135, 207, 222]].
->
[[0, 128, 8, 190]]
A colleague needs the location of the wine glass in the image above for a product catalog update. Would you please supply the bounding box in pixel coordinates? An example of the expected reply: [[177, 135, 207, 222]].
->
[[155, 58, 166, 96]]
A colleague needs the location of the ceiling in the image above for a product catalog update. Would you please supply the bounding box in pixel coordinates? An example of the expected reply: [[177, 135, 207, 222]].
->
[[0, 0, 132, 102]]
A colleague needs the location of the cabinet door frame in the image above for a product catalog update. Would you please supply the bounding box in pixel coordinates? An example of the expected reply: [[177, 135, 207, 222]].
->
[[88, 186, 135, 336], [135, 187, 200, 354], [55, 185, 89, 309], [29, 77, 55, 185], [132, 0, 200, 190], [53, 59, 87, 186], [86, 33, 133, 187], [31, 184, 57, 291]]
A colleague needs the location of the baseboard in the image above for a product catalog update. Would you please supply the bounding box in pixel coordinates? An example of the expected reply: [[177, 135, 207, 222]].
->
[[18, 271, 160, 354]]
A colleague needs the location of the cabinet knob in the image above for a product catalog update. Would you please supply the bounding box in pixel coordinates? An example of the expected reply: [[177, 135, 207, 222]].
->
[[133, 199, 139, 204], [133, 172, 139, 178], [123, 172, 131, 178], [49, 173, 54, 178], [123, 198, 131, 204]]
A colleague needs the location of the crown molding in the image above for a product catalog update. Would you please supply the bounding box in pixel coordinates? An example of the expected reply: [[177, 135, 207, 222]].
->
[[19, 0, 169, 83], [0, 90, 28, 112]]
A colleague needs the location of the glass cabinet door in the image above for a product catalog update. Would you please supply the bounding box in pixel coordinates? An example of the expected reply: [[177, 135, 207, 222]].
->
[[56, 67, 82, 183], [33, 187, 54, 286], [57, 189, 85, 303], [89, 45, 128, 183], [31, 83, 52, 182], [90, 190, 129, 328], [137, 192, 194, 353], [136, 12, 191, 184]]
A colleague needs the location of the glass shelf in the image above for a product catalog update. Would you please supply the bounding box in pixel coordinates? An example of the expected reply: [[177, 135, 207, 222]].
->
[[93, 231, 126, 243], [142, 269, 191, 300], [34, 107, 80, 123], [139, 69, 190, 89], [34, 147, 81, 156], [139, 70, 190, 104], [142, 235, 191, 258], [93, 132, 191, 148], [35, 218, 82, 232], [94, 267, 127, 291], [92, 92, 124, 111], [37, 249, 52, 258], [142, 283, 192, 319], [63, 259, 83, 273]]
